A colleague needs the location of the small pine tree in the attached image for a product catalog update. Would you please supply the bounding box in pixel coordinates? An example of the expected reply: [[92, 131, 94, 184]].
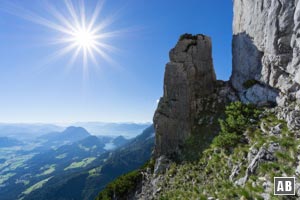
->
[[213, 102, 261, 149]]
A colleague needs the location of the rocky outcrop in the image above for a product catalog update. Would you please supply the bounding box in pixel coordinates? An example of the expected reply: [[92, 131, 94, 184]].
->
[[275, 102, 300, 131], [153, 34, 237, 158], [235, 143, 279, 186], [231, 0, 300, 105], [153, 34, 215, 158]]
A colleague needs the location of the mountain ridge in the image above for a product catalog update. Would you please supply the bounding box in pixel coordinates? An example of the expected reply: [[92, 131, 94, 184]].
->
[[22, 125, 154, 200]]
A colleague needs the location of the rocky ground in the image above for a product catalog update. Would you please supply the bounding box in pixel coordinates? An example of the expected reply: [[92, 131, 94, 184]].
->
[[134, 103, 300, 200]]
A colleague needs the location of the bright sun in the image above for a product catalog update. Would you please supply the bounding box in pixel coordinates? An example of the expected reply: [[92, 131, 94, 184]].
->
[[73, 29, 96, 49], [2, 0, 120, 74]]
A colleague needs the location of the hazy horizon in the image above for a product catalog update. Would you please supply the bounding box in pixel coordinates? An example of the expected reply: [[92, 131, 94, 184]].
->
[[0, 121, 152, 125]]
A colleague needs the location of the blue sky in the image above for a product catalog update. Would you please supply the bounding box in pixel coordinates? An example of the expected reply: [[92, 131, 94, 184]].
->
[[0, 0, 233, 123]]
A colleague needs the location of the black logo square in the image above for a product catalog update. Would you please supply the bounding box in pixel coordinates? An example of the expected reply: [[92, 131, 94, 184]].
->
[[274, 177, 295, 195]]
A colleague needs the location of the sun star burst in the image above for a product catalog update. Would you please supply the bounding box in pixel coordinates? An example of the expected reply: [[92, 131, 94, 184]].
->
[[73, 29, 95, 48], [0, 0, 122, 75]]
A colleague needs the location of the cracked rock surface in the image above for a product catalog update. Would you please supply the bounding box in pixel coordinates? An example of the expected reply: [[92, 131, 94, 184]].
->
[[231, 0, 300, 105], [153, 34, 218, 158]]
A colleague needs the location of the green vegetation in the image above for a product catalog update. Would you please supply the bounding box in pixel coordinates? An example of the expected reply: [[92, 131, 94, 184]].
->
[[93, 102, 300, 199], [182, 96, 226, 161], [64, 157, 96, 170], [156, 102, 299, 199], [4, 154, 33, 171], [38, 164, 56, 176], [22, 177, 53, 196], [243, 79, 259, 89], [55, 153, 67, 159], [212, 132, 240, 150], [88, 166, 102, 178], [212, 101, 261, 150], [0, 173, 16, 184], [96, 170, 142, 200], [182, 132, 217, 161], [96, 159, 155, 200]]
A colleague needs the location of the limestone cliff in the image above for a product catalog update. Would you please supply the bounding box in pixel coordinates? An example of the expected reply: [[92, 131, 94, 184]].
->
[[231, 0, 300, 106], [154, 34, 237, 158]]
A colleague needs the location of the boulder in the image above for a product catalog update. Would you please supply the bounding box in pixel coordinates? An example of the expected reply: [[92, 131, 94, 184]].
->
[[153, 156, 170, 175]]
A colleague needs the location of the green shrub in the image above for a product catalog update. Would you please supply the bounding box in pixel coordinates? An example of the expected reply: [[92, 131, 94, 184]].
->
[[259, 162, 280, 173], [279, 137, 296, 148], [141, 158, 155, 172], [275, 151, 294, 162], [212, 102, 261, 149], [212, 132, 240, 149], [96, 168, 144, 200], [220, 101, 261, 135]]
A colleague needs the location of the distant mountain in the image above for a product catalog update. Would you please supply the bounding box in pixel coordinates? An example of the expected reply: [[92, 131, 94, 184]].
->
[[103, 135, 130, 151], [22, 125, 155, 200], [76, 135, 106, 149], [112, 136, 128, 147], [0, 123, 64, 140], [72, 122, 151, 138], [39, 126, 90, 143], [96, 136, 113, 144], [0, 137, 23, 147], [33, 126, 91, 151], [0, 122, 150, 141]]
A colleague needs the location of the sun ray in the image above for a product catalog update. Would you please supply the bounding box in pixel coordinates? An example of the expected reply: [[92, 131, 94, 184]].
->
[[92, 17, 116, 34], [82, 47, 89, 80], [34, 43, 79, 74], [94, 41, 120, 53], [45, 43, 78, 64], [64, 0, 81, 30], [87, 46, 99, 66], [0, 0, 125, 75], [43, 1, 77, 33], [87, 0, 105, 32], [92, 29, 127, 39], [66, 46, 81, 70], [10, 2, 73, 35], [92, 45, 118, 67], [79, 0, 86, 29]]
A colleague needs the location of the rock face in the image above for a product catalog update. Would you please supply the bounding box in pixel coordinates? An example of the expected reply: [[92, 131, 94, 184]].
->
[[231, 0, 300, 105], [153, 34, 217, 158], [153, 34, 238, 158]]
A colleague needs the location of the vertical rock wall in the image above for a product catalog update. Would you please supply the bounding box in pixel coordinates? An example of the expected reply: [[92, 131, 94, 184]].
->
[[231, 0, 300, 105], [153, 34, 217, 158]]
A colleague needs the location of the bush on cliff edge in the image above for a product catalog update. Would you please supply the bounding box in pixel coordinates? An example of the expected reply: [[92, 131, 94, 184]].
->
[[212, 102, 261, 150]]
